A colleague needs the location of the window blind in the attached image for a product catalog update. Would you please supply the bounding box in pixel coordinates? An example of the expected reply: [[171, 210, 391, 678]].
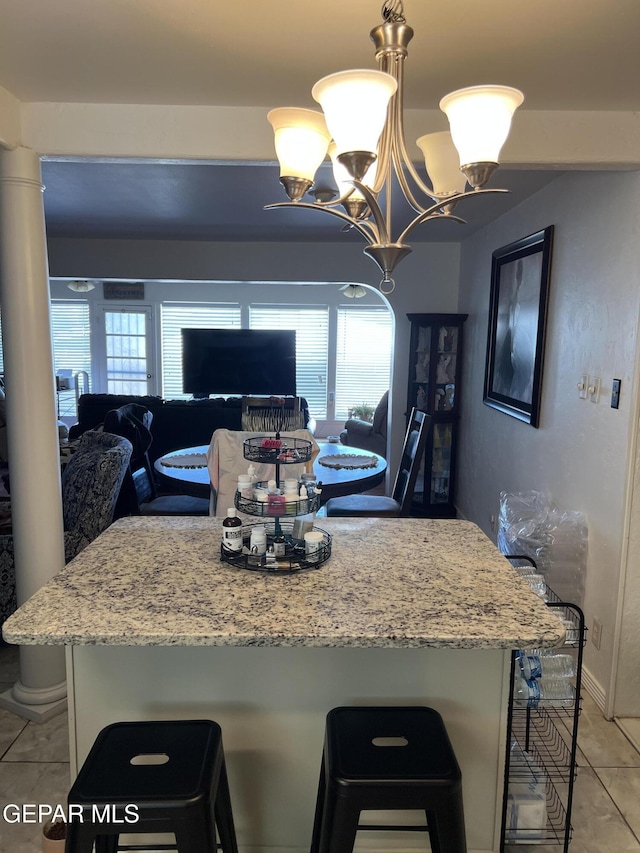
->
[[50, 301, 92, 379], [249, 306, 329, 419], [0, 301, 93, 381], [335, 306, 392, 420], [160, 303, 241, 399]]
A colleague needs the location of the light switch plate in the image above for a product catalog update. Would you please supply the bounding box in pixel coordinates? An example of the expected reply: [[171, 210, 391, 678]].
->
[[578, 374, 588, 399], [611, 378, 621, 409]]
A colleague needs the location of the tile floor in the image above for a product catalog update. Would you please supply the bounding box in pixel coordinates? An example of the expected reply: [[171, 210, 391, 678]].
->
[[0, 644, 639, 853]]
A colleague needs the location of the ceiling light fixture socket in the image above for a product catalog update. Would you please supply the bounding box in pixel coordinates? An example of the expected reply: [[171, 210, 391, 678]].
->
[[337, 151, 377, 183], [309, 188, 338, 204], [370, 19, 414, 59], [342, 198, 370, 220], [460, 161, 499, 190], [279, 176, 313, 202], [67, 280, 96, 292]]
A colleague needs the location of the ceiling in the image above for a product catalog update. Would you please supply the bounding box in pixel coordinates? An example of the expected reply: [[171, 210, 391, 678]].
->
[[3, 0, 639, 243], [40, 160, 562, 243]]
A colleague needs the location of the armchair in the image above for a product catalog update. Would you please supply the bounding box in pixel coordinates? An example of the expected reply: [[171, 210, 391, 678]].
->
[[340, 391, 388, 458], [0, 430, 132, 637]]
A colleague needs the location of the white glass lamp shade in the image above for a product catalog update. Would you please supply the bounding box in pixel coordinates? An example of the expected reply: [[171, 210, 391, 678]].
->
[[328, 142, 377, 200], [267, 108, 331, 181], [416, 131, 467, 198], [439, 85, 524, 166], [312, 69, 397, 156]]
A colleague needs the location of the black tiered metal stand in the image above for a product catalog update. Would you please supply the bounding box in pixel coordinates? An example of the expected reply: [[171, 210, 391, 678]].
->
[[221, 430, 331, 573]]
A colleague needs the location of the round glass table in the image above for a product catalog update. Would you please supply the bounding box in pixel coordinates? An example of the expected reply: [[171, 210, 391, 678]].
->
[[155, 442, 387, 503]]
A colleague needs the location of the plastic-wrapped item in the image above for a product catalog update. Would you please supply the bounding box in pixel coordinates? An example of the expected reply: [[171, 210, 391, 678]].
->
[[505, 743, 548, 841], [498, 491, 588, 606]]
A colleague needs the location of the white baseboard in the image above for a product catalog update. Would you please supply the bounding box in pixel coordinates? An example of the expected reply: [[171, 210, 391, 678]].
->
[[581, 664, 607, 713]]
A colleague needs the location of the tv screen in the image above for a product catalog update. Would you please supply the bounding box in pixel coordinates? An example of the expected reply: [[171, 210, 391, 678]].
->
[[181, 328, 297, 396]]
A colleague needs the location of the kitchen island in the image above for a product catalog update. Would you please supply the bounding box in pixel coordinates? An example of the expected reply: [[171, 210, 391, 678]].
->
[[3, 517, 565, 853]]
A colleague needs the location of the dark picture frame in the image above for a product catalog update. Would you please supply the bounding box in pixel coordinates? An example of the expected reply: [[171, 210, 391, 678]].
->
[[483, 225, 554, 427]]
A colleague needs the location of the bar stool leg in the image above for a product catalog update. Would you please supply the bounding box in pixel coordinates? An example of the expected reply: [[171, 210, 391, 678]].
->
[[318, 790, 359, 853], [65, 822, 96, 853], [309, 759, 327, 853], [175, 812, 216, 853], [214, 759, 239, 853], [426, 811, 444, 853], [429, 798, 467, 853], [94, 835, 119, 853]]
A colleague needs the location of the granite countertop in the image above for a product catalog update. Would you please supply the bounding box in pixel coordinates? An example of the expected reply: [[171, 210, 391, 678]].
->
[[2, 517, 566, 649]]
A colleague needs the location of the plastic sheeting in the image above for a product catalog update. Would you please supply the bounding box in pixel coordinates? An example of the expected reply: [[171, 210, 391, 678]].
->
[[498, 490, 588, 606]]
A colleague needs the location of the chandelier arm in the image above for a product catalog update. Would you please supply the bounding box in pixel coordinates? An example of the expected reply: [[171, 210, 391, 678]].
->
[[392, 141, 431, 215], [369, 53, 394, 197], [393, 135, 440, 210], [351, 180, 390, 244], [264, 201, 379, 243], [391, 58, 440, 208], [395, 187, 509, 245], [397, 211, 467, 246]]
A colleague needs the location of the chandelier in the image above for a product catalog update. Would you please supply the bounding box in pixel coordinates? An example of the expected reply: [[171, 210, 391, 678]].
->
[[266, 1, 523, 294]]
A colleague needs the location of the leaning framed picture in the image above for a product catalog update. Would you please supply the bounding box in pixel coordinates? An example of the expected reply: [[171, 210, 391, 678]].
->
[[483, 225, 554, 427]]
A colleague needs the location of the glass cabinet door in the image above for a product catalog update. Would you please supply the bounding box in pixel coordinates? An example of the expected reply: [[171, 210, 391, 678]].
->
[[434, 325, 459, 413], [406, 313, 467, 517], [431, 422, 453, 505], [412, 325, 431, 412]]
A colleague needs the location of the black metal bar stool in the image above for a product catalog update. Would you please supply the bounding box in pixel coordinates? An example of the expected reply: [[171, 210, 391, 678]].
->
[[311, 706, 467, 853], [65, 719, 238, 853]]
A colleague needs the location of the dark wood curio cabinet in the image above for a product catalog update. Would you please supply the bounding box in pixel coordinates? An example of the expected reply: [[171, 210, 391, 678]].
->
[[406, 313, 467, 517]]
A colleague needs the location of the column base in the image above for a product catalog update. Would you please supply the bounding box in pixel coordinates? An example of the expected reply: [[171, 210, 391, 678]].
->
[[0, 683, 67, 723]]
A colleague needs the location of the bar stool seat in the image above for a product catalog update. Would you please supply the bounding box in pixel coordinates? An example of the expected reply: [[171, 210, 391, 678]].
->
[[311, 706, 466, 853], [66, 719, 238, 853]]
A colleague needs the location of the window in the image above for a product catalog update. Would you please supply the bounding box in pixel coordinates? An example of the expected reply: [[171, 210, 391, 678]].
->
[[0, 300, 92, 374], [52, 301, 92, 416], [249, 306, 329, 418], [335, 306, 393, 420], [160, 304, 241, 399], [0, 301, 92, 417]]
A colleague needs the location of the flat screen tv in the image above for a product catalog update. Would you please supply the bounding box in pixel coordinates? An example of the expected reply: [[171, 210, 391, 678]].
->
[[181, 328, 297, 397]]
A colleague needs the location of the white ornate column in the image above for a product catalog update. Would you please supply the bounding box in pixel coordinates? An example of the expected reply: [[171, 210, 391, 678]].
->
[[0, 146, 67, 721]]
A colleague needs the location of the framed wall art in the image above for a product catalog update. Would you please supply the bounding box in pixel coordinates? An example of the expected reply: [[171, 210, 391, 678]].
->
[[483, 225, 554, 427]]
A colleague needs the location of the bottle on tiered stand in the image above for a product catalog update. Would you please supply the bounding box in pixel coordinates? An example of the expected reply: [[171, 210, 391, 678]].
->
[[221, 508, 243, 553], [221, 432, 331, 573]]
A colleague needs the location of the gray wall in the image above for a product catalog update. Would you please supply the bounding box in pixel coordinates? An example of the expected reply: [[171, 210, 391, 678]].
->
[[456, 171, 640, 710]]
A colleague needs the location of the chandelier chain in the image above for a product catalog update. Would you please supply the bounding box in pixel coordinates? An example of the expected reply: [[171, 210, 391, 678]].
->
[[381, 1, 405, 24]]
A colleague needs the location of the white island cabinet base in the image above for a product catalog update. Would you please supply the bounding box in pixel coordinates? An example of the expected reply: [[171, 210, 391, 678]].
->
[[66, 644, 510, 853], [4, 518, 566, 853]]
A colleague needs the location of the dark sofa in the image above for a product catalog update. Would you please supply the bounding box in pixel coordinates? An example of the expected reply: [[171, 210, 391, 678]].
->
[[69, 394, 314, 466]]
